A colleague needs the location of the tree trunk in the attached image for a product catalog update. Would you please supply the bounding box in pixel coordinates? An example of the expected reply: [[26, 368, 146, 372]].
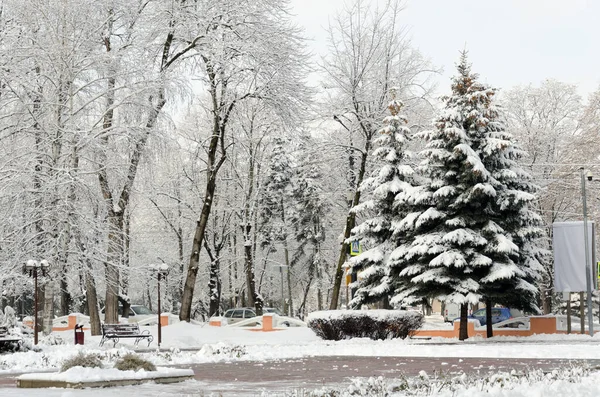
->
[[42, 280, 54, 335], [485, 299, 493, 338], [104, 214, 123, 324], [330, 150, 369, 309], [279, 196, 293, 317], [459, 303, 469, 341], [298, 275, 314, 320], [85, 271, 101, 336], [118, 296, 130, 320], [316, 259, 324, 311], [60, 277, 70, 316], [208, 261, 221, 317], [243, 223, 263, 315], [228, 232, 236, 308], [98, 5, 170, 324], [121, 208, 131, 316], [284, 244, 293, 316], [179, 172, 219, 321], [205, 241, 222, 317], [179, 57, 232, 321], [541, 284, 552, 314]]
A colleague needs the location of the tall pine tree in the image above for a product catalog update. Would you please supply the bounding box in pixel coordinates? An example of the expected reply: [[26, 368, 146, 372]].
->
[[348, 89, 419, 309], [390, 53, 543, 340], [289, 131, 329, 314], [259, 136, 294, 313]]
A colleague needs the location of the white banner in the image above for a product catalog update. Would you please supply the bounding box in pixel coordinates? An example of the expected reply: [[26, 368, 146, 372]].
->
[[553, 221, 596, 292]]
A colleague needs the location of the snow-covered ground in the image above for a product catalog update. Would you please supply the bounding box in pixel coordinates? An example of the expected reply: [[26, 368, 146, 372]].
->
[[2, 320, 600, 395]]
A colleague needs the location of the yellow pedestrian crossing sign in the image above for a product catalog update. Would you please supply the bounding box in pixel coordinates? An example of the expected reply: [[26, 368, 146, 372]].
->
[[350, 241, 361, 256]]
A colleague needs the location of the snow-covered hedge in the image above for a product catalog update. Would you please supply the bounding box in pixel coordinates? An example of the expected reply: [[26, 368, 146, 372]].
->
[[306, 310, 423, 341]]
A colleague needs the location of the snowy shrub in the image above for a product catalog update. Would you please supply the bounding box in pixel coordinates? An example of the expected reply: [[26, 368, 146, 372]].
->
[[40, 333, 65, 346], [0, 339, 22, 353], [60, 352, 103, 372], [114, 353, 157, 371], [306, 310, 423, 341], [17, 337, 40, 353], [199, 342, 247, 359], [288, 377, 389, 396], [293, 366, 593, 396]]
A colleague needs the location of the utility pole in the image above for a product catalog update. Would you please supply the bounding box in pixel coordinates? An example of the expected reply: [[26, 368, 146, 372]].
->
[[580, 167, 594, 337]]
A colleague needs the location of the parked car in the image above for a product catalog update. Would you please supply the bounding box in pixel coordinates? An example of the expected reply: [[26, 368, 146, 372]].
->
[[459, 308, 522, 326], [100, 304, 155, 324], [223, 308, 258, 325], [222, 307, 288, 325], [493, 316, 530, 329], [443, 303, 461, 322], [264, 307, 284, 315]]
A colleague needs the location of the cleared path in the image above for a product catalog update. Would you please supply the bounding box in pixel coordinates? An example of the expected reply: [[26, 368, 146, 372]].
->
[[0, 356, 598, 396]]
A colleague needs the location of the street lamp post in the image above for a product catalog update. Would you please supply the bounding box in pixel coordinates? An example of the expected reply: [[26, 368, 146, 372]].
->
[[23, 259, 50, 345], [272, 264, 287, 314], [150, 263, 169, 347], [580, 167, 594, 337], [279, 266, 285, 313]]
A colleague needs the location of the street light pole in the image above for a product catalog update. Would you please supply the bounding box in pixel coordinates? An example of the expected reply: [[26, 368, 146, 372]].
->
[[280, 266, 285, 314], [150, 263, 169, 347], [33, 267, 38, 345], [580, 167, 594, 337], [158, 272, 162, 345], [24, 259, 50, 345]]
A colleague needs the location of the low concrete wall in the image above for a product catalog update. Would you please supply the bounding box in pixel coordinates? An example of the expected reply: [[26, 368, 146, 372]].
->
[[413, 316, 579, 339], [47, 313, 171, 332], [210, 314, 284, 332]]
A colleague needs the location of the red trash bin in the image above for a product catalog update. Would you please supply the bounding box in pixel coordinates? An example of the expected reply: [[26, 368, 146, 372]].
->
[[74, 324, 84, 345]]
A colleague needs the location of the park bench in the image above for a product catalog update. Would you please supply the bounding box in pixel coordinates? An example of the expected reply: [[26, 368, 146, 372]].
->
[[0, 326, 22, 352], [99, 323, 153, 347]]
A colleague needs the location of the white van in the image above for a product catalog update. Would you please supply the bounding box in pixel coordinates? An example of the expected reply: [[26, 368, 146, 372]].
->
[[443, 303, 460, 322]]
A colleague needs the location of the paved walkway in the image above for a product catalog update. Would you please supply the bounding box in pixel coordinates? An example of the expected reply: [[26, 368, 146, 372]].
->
[[0, 356, 598, 396]]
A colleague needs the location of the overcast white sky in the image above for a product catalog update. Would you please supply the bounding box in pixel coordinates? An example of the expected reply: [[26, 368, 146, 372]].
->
[[291, 0, 600, 98]]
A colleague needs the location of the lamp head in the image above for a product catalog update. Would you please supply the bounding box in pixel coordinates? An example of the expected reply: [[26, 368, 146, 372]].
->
[[25, 259, 38, 270]]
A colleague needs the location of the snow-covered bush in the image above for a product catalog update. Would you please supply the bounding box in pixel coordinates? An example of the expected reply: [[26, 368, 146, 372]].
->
[[114, 353, 156, 372], [306, 310, 423, 341], [198, 342, 247, 359], [292, 366, 592, 396], [0, 339, 22, 353], [60, 352, 103, 372], [40, 333, 65, 346]]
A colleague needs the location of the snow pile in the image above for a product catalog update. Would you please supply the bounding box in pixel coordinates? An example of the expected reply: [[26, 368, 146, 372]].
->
[[295, 366, 599, 396], [18, 366, 193, 382], [306, 309, 421, 322]]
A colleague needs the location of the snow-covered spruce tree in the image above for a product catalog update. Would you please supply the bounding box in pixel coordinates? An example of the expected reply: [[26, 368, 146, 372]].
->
[[390, 53, 543, 340], [289, 131, 328, 315], [348, 89, 418, 309], [476, 109, 547, 332], [259, 136, 294, 315], [260, 136, 294, 249]]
